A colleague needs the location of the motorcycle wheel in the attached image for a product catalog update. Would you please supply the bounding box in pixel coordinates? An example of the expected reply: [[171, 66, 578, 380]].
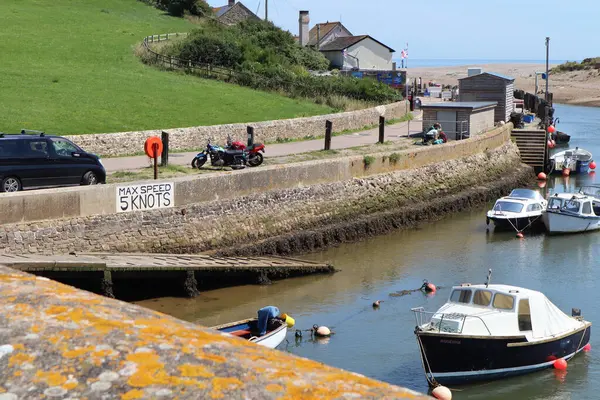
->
[[248, 153, 264, 167], [192, 157, 206, 169]]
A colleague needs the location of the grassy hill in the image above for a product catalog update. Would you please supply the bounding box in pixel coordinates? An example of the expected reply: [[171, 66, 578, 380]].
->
[[0, 0, 332, 135]]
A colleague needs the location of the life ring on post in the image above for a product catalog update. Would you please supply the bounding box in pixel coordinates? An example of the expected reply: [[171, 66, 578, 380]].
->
[[144, 136, 163, 158]]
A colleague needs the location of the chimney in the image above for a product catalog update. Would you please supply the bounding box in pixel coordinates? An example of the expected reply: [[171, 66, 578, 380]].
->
[[299, 11, 309, 47], [228, 0, 235, 6]]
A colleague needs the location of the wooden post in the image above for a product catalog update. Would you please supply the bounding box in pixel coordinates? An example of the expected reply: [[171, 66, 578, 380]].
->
[[153, 143, 158, 180], [324, 120, 332, 150], [378, 116, 385, 143], [247, 126, 255, 147], [101, 271, 114, 298], [161, 131, 169, 167]]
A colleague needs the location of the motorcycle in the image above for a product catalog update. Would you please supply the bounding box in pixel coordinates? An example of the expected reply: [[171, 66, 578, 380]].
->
[[226, 135, 265, 167], [191, 140, 247, 170]]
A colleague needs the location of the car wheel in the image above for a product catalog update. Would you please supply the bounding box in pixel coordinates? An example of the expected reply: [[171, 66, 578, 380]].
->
[[1, 177, 21, 193], [82, 171, 98, 185]]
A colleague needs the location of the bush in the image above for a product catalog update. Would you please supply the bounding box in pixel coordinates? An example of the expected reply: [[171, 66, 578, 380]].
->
[[139, 0, 213, 17], [178, 32, 242, 68]]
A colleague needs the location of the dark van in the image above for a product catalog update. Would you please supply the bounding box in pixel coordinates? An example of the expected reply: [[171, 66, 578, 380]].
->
[[0, 132, 106, 192]]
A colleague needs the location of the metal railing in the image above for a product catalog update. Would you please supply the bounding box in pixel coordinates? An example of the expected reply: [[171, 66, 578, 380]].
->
[[411, 307, 492, 335]]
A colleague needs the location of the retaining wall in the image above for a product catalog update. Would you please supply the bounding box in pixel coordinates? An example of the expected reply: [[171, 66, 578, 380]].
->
[[65, 101, 408, 157], [0, 265, 429, 399]]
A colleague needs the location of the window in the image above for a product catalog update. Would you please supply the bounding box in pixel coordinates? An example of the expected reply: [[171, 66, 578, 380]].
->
[[493, 201, 524, 213], [23, 140, 49, 158], [582, 202, 592, 215], [450, 289, 472, 304], [51, 138, 80, 157], [493, 293, 515, 310], [527, 204, 542, 212], [473, 290, 492, 306], [564, 200, 580, 213], [518, 299, 532, 331], [548, 198, 563, 209], [0, 140, 21, 158]]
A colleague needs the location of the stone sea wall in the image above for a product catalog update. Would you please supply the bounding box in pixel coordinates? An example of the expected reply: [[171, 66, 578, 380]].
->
[[0, 141, 532, 256], [65, 101, 408, 157]]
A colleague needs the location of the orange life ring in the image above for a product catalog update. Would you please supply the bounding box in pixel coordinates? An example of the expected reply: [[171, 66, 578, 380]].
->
[[144, 136, 163, 158]]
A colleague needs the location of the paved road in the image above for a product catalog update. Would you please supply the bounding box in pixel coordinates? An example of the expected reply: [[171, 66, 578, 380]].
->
[[102, 118, 423, 172]]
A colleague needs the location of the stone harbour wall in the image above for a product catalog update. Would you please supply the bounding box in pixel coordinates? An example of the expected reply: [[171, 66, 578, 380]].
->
[[65, 101, 408, 157], [0, 142, 532, 255]]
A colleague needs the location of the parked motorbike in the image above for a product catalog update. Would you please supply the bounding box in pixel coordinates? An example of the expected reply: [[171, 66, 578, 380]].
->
[[191, 140, 247, 170], [226, 135, 265, 167]]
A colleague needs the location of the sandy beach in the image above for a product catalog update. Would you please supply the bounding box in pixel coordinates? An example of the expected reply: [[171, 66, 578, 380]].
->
[[405, 63, 600, 107]]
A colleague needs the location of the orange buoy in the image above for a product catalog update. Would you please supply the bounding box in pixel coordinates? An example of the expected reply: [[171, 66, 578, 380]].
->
[[590, 161, 597, 170], [372, 300, 383, 308], [516, 232, 524, 238], [432, 385, 452, 400], [537, 172, 547, 180], [584, 343, 592, 352], [144, 136, 163, 159], [426, 283, 437, 293], [554, 358, 568, 370], [315, 326, 331, 337], [562, 168, 571, 177]]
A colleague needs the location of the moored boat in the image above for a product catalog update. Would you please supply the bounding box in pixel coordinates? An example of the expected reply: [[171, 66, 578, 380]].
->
[[486, 189, 547, 231], [550, 147, 593, 174], [211, 317, 287, 349], [412, 273, 591, 385], [543, 192, 600, 234]]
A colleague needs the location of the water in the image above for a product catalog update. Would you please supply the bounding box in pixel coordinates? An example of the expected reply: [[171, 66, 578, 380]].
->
[[393, 59, 570, 68], [137, 103, 600, 399]]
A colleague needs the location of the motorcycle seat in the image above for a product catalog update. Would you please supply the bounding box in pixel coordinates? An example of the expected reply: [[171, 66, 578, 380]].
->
[[249, 143, 264, 151]]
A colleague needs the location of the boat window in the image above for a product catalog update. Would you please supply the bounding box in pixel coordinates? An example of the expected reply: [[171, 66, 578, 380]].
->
[[493, 201, 524, 213], [526, 204, 542, 212], [548, 198, 563, 209], [518, 299, 532, 331], [563, 200, 580, 213], [582, 202, 592, 215], [450, 289, 472, 304], [473, 290, 492, 306], [493, 293, 515, 310]]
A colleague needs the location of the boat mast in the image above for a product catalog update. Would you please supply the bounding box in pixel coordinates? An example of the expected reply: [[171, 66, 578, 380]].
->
[[485, 269, 492, 288]]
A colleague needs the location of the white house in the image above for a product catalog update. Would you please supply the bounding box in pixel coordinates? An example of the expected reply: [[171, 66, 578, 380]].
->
[[318, 35, 395, 71]]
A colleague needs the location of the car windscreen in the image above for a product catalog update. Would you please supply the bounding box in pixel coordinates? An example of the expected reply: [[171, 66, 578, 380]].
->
[[493, 201, 524, 213]]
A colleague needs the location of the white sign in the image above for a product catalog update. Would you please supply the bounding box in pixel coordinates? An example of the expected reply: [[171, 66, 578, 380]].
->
[[116, 182, 174, 213]]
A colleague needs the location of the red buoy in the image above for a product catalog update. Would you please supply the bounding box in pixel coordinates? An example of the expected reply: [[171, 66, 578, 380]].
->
[[562, 168, 571, 177], [516, 232, 524, 239], [432, 385, 452, 400], [426, 283, 437, 293], [548, 125, 556, 133], [584, 343, 592, 352], [590, 161, 597, 170], [537, 172, 547, 180], [537, 181, 547, 189], [547, 140, 554, 149], [554, 359, 568, 370]]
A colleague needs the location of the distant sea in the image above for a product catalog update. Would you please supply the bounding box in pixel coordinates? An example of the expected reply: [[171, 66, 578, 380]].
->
[[394, 59, 571, 68]]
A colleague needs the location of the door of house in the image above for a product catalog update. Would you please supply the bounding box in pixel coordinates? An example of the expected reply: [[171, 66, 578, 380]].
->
[[436, 110, 457, 140]]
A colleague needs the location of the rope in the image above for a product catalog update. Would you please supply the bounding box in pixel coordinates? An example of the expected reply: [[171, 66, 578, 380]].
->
[[415, 334, 438, 387], [506, 215, 542, 234], [575, 323, 589, 355]]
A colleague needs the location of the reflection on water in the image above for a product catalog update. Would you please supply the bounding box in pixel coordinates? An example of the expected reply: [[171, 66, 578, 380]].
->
[[137, 104, 600, 399]]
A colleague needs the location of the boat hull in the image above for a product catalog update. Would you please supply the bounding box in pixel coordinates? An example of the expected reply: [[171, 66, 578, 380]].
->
[[416, 324, 591, 385], [544, 210, 600, 234], [213, 318, 287, 349], [488, 215, 545, 231]]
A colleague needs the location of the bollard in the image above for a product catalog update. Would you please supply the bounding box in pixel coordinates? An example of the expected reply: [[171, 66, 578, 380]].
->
[[247, 126, 255, 147], [161, 131, 169, 167], [324, 120, 332, 150], [378, 116, 385, 144], [153, 143, 159, 180]]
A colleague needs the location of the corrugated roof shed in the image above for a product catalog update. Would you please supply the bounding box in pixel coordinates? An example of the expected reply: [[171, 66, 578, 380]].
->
[[421, 101, 498, 109], [459, 72, 515, 81]]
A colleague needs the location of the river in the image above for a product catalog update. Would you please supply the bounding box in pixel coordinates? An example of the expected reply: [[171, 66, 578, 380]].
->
[[137, 103, 600, 399]]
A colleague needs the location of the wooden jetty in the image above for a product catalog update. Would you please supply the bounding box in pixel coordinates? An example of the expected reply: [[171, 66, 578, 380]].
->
[[0, 253, 335, 299], [511, 128, 548, 171]]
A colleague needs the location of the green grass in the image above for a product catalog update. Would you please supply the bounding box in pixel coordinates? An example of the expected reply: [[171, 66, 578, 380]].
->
[[0, 0, 332, 135]]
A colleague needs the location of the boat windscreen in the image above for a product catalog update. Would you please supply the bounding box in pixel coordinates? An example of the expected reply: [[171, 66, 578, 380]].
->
[[563, 200, 581, 213], [548, 198, 563, 209], [493, 201, 524, 213], [509, 189, 538, 200]]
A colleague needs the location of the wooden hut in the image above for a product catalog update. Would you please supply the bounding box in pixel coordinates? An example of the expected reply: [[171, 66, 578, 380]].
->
[[458, 72, 515, 123]]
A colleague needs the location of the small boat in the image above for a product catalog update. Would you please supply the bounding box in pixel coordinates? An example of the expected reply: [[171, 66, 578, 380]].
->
[[211, 317, 287, 349], [412, 271, 591, 386], [550, 147, 593, 174], [486, 189, 547, 231], [552, 130, 571, 145], [543, 192, 600, 234]]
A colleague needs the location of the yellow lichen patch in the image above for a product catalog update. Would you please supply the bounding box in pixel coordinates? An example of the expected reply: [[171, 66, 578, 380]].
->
[[209, 377, 243, 399], [125, 352, 169, 387], [56, 308, 86, 322], [46, 305, 69, 315], [13, 371, 22, 377], [63, 381, 78, 390], [63, 346, 95, 359], [31, 325, 41, 333], [12, 344, 24, 351], [35, 371, 67, 387], [265, 384, 284, 392], [9, 352, 35, 366], [178, 364, 214, 378], [121, 389, 145, 400], [14, 303, 35, 315], [199, 353, 226, 364]]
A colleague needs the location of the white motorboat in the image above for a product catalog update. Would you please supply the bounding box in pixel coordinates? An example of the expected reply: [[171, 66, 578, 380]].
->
[[543, 192, 600, 233], [211, 318, 287, 349], [486, 189, 547, 231], [550, 147, 593, 174], [412, 272, 591, 385]]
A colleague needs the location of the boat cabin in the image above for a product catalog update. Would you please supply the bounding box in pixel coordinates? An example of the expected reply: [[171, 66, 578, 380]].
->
[[491, 189, 546, 214], [422, 284, 582, 340], [547, 193, 600, 216]]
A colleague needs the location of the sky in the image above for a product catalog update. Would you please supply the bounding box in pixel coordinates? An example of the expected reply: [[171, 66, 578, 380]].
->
[[206, 0, 597, 61]]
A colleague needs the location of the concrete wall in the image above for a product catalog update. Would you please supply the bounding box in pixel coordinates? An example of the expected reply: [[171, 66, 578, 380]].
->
[[0, 124, 512, 229], [347, 37, 394, 70], [469, 107, 495, 136], [65, 101, 407, 157]]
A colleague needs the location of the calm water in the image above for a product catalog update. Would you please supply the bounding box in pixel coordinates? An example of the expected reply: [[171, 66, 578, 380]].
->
[[137, 104, 600, 399]]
